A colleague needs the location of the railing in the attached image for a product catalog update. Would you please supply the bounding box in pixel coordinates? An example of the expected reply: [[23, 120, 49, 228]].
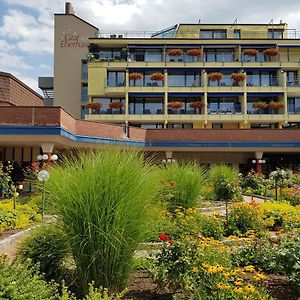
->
[[107, 80, 125, 87], [247, 76, 278, 87], [287, 77, 300, 86], [97, 29, 300, 39]]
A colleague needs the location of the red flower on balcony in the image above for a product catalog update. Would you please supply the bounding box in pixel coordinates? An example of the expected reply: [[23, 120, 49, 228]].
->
[[186, 48, 202, 57], [168, 101, 183, 110], [109, 102, 124, 109], [208, 72, 224, 81], [243, 49, 259, 56], [87, 102, 102, 110], [150, 72, 164, 81], [269, 101, 284, 110], [263, 48, 279, 56], [252, 101, 268, 110], [231, 72, 246, 82], [128, 72, 143, 80], [189, 101, 204, 110], [168, 48, 184, 56]]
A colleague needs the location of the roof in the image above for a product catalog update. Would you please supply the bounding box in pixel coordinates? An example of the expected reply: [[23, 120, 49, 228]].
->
[[0, 71, 44, 101], [54, 13, 99, 30]]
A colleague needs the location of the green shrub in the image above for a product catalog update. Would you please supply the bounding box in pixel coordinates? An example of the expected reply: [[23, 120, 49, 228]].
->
[[207, 164, 241, 202], [17, 223, 69, 282], [0, 255, 59, 299], [159, 162, 206, 209], [226, 202, 265, 235], [198, 214, 224, 240], [46, 149, 158, 293], [0, 200, 42, 232]]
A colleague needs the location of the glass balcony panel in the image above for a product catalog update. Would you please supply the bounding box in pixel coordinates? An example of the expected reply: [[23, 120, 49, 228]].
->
[[288, 98, 300, 114], [168, 75, 200, 87], [129, 97, 164, 114], [216, 52, 234, 62], [144, 76, 164, 87], [145, 52, 162, 62], [208, 98, 241, 114]]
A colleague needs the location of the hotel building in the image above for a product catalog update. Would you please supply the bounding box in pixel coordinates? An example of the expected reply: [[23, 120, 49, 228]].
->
[[2, 2, 300, 173]]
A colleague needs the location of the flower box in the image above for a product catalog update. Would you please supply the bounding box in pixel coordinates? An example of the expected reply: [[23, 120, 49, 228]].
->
[[208, 72, 224, 81], [150, 72, 164, 81], [263, 48, 279, 56], [186, 48, 202, 57], [231, 72, 246, 82], [109, 102, 124, 109], [189, 101, 203, 110], [168, 101, 183, 110], [269, 101, 284, 110], [128, 72, 143, 80], [168, 49, 184, 56], [243, 49, 259, 56], [87, 102, 102, 110], [252, 101, 268, 110]]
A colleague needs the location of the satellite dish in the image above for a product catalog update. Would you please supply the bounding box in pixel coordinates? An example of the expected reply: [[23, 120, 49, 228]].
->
[[38, 170, 50, 182]]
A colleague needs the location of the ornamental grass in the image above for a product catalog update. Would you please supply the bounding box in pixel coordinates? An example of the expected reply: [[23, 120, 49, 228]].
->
[[168, 48, 184, 56], [87, 102, 102, 110], [269, 101, 284, 110], [149, 72, 164, 81], [252, 101, 268, 110], [45, 149, 158, 293], [108, 102, 124, 109], [208, 72, 223, 81], [263, 48, 279, 56], [186, 48, 202, 57], [159, 162, 207, 209], [167, 101, 183, 110], [128, 72, 143, 80]]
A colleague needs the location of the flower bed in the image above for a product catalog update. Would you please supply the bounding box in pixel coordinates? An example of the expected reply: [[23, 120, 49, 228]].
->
[[269, 101, 284, 110], [263, 48, 279, 56], [231, 72, 246, 82], [186, 48, 202, 57], [108, 102, 124, 109], [189, 101, 204, 110], [87, 102, 102, 110], [253, 101, 268, 110]]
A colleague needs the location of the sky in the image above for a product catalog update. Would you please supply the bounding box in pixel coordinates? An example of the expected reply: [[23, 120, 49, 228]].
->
[[1, 0, 300, 94]]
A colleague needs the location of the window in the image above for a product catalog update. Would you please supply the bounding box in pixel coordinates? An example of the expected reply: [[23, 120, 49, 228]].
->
[[107, 71, 125, 86], [205, 49, 234, 62], [200, 30, 227, 39], [99, 49, 121, 60], [212, 123, 223, 129], [168, 71, 201, 87], [234, 29, 241, 39], [288, 98, 300, 114], [286, 71, 298, 86], [81, 84, 88, 102], [81, 61, 88, 80], [129, 97, 164, 115], [268, 30, 283, 39]]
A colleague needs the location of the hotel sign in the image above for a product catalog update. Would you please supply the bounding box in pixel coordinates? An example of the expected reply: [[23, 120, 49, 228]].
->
[[60, 32, 88, 48]]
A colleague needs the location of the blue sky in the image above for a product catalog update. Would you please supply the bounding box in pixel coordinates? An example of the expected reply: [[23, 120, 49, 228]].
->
[[1, 0, 300, 94]]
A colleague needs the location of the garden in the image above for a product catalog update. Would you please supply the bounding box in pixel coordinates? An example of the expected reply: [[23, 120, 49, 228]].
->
[[0, 149, 299, 300]]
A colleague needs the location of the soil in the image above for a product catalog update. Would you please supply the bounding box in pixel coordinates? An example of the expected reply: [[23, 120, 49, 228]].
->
[[125, 271, 173, 300], [125, 272, 299, 300]]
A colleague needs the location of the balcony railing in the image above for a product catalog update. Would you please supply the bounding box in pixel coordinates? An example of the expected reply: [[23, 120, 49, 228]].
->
[[247, 76, 278, 87], [287, 77, 299, 86]]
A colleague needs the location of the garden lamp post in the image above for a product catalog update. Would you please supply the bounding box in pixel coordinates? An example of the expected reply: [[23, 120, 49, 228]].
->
[[37, 153, 58, 219]]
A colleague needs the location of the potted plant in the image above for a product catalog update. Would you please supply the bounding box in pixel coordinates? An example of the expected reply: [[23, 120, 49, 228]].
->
[[88, 44, 100, 59], [109, 102, 124, 110], [120, 48, 128, 60], [189, 101, 203, 113], [243, 49, 259, 57], [263, 48, 279, 57], [150, 72, 164, 81], [252, 101, 268, 112], [168, 49, 184, 56], [128, 72, 143, 80], [186, 48, 202, 57], [168, 101, 183, 111], [87, 102, 102, 113], [269, 101, 284, 110], [231, 72, 246, 82], [208, 72, 224, 82]]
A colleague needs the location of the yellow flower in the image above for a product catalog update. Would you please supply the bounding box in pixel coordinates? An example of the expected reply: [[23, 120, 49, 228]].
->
[[223, 272, 230, 278], [254, 272, 267, 281], [202, 263, 209, 269], [192, 267, 199, 273], [233, 287, 243, 294], [217, 282, 228, 289], [234, 278, 244, 286], [245, 284, 256, 294], [207, 266, 218, 274], [244, 265, 255, 273]]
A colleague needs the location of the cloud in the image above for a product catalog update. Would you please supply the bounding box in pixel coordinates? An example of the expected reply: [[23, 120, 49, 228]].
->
[[0, 51, 32, 71], [0, 9, 53, 54]]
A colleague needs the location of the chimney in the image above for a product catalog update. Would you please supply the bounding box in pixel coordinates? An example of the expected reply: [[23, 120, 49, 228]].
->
[[65, 2, 74, 15]]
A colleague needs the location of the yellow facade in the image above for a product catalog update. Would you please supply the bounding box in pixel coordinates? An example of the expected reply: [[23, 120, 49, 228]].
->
[[85, 23, 300, 129]]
